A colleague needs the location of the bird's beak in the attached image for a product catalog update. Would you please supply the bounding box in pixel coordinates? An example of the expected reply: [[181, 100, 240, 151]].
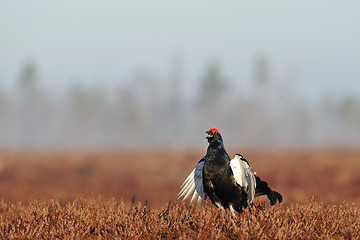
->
[[206, 131, 213, 139]]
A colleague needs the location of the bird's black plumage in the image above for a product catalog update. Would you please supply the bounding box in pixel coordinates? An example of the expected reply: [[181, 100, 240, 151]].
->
[[178, 128, 283, 214], [202, 129, 248, 213]]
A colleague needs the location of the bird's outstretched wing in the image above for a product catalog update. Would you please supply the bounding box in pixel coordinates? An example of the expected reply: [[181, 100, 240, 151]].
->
[[177, 158, 207, 205], [230, 154, 256, 204]]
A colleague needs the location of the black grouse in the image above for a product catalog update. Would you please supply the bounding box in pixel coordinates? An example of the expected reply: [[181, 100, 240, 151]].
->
[[178, 128, 282, 215]]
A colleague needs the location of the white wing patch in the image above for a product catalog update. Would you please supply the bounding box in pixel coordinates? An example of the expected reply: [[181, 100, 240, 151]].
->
[[177, 160, 207, 205], [230, 154, 256, 204]]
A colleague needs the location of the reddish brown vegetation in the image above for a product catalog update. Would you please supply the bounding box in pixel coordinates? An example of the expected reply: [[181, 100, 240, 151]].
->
[[0, 150, 359, 238], [1, 198, 359, 239]]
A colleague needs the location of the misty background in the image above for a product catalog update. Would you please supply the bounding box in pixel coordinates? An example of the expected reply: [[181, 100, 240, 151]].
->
[[1, 1, 359, 150]]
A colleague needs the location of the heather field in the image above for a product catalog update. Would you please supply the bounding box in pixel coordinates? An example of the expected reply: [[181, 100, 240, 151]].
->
[[0, 150, 360, 238]]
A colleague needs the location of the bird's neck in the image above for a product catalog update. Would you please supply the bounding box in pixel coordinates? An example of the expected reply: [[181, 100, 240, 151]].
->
[[206, 141, 228, 159], [208, 139, 224, 149]]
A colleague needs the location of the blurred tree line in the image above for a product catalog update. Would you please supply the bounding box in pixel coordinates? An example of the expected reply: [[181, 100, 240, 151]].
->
[[0, 58, 359, 150]]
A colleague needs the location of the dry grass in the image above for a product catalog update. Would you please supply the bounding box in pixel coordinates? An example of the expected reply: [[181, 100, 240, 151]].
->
[[0, 149, 360, 238], [1, 197, 359, 239]]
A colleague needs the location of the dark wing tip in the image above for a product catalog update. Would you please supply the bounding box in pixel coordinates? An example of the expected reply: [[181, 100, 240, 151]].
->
[[270, 191, 283, 205]]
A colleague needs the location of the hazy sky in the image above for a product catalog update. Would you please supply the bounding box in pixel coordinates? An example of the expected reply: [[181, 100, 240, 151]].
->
[[1, 1, 359, 102]]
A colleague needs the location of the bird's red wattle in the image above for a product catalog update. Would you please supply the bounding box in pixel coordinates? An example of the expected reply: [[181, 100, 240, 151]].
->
[[209, 128, 219, 133]]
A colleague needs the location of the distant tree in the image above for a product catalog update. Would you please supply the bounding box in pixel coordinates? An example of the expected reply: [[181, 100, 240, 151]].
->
[[19, 61, 37, 89], [117, 83, 142, 129], [198, 61, 227, 127], [0, 82, 8, 109], [16, 60, 43, 148], [339, 96, 360, 125], [199, 61, 226, 107], [169, 56, 182, 110], [253, 55, 269, 87], [18, 60, 40, 102], [168, 56, 185, 150]]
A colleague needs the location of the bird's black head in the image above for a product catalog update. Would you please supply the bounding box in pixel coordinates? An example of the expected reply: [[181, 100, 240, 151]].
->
[[206, 128, 223, 145]]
